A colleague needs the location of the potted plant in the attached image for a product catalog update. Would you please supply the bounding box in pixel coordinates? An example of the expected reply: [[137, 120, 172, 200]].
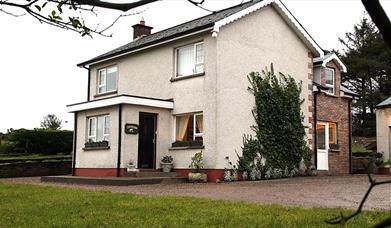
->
[[378, 159, 391, 175], [188, 151, 207, 182], [127, 160, 137, 172], [160, 155, 174, 172]]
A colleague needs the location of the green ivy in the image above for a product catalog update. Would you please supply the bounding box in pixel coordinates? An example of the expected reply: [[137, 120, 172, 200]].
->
[[245, 64, 310, 174]]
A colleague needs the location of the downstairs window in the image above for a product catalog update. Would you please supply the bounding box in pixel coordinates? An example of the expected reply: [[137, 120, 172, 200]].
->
[[87, 115, 109, 143], [174, 113, 203, 147]]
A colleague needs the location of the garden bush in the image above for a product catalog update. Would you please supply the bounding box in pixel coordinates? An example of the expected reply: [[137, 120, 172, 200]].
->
[[7, 129, 73, 155]]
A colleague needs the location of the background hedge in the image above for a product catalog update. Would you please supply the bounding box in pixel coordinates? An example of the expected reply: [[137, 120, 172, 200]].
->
[[2, 129, 73, 155]]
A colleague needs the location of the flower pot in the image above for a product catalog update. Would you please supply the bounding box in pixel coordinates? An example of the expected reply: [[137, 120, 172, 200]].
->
[[378, 167, 390, 175], [188, 172, 207, 182], [160, 162, 173, 172], [127, 165, 137, 172]]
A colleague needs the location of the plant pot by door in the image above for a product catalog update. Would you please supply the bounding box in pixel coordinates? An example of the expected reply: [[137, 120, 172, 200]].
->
[[160, 163, 173, 172]]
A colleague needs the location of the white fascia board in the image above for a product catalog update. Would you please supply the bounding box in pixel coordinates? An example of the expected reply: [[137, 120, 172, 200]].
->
[[319, 53, 347, 72], [67, 96, 174, 113], [82, 28, 212, 68], [212, 0, 324, 58]]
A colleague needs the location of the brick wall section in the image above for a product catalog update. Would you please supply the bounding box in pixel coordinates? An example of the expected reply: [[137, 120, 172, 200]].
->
[[316, 60, 351, 174]]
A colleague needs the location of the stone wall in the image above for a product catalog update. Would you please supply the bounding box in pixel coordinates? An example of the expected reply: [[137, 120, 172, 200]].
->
[[0, 161, 71, 178]]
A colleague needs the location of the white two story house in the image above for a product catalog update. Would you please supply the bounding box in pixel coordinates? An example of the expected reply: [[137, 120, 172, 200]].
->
[[68, 0, 355, 181]]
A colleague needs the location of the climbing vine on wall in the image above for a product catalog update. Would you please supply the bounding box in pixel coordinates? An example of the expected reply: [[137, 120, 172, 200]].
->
[[239, 64, 311, 177]]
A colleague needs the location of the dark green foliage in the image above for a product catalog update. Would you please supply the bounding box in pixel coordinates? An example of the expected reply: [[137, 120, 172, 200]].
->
[[243, 64, 309, 174], [236, 135, 261, 173], [40, 114, 62, 130], [339, 17, 391, 136], [7, 129, 73, 155]]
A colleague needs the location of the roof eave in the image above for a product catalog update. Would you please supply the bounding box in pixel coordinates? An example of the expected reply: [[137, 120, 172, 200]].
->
[[77, 25, 214, 68], [212, 0, 324, 57]]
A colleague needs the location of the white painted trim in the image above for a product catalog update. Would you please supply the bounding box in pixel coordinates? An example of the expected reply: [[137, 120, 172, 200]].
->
[[313, 53, 347, 72], [325, 67, 335, 95], [212, 0, 324, 57], [82, 28, 213, 68], [67, 96, 174, 113]]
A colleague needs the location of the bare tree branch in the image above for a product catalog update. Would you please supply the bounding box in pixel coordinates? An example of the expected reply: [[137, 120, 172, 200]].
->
[[73, 0, 158, 11]]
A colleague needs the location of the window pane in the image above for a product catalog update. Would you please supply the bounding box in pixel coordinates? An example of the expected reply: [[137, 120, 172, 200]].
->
[[195, 43, 204, 63], [106, 67, 117, 92], [97, 116, 105, 141], [329, 123, 337, 145], [195, 114, 203, 134], [176, 115, 191, 141], [317, 124, 326, 150], [98, 70, 106, 93], [325, 69, 334, 85], [88, 118, 96, 142], [177, 45, 195, 76]]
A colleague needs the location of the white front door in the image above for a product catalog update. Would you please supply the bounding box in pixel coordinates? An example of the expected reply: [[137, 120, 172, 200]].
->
[[317, 122, 329, 170]]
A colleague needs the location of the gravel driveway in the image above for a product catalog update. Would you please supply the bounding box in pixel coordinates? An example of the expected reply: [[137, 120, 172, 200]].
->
[[2, 175, 391, 210]]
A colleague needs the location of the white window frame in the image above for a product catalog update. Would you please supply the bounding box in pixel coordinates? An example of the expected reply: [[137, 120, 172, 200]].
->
[[325, 67, 335, 95], [175, 42, 204, 77], [97, 65, 117, 94], [174, 112, 203, 142], [193, 113, 203, 141], [87, 115, 109, 142]]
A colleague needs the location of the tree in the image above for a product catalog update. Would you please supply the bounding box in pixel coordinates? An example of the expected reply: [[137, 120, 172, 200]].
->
[[0, 0, 158, 37], [40, 114, 62, 130], [339, 17, 391, 136], [0, 0, 215, 37]]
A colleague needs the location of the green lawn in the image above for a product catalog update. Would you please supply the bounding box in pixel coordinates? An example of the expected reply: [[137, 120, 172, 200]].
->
[[0, 183, 388, 227], [352, 147, 373, 153]]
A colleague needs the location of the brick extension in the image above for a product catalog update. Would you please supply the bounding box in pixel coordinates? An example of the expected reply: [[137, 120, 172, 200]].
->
[[315, 60, 351, 174]]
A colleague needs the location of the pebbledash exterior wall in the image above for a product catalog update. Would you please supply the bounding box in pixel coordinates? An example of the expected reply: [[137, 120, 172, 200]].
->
[[73, 5, 348, 180], [315, 61, 351, 174], [376, 108, 391, 161]]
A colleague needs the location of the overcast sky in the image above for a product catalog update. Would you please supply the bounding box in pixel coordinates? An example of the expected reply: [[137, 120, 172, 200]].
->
[[0, 0, 390, 133]]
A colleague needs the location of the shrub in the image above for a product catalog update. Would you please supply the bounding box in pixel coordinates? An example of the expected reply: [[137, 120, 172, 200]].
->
[[0, 141, 15, 154], [7, 129, 73, 155]]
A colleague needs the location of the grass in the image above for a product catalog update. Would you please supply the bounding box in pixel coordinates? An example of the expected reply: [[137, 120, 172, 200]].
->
[[0, 154, 71, 161], [0, 183, 389, 227], [352, 147, 373, 153]]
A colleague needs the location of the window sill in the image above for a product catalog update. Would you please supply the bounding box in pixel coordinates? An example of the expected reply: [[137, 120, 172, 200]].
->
[[170, 72, 205, 82], [94, 91, 117, 98], [329, 149, 340, 153], [169, 145, 204, 151], [83, 146, 110, 151]]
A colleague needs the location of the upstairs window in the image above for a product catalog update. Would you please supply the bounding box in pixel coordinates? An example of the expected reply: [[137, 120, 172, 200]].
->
[[176, 42, 204, 77], [98, 66, 117, 94], [88, 115, 110, 142], [175, 113, 203, 143], [325, 68, 335, 95]]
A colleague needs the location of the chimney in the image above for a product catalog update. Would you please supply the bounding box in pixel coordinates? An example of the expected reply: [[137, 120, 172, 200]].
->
[[132, 18, 153, 40]]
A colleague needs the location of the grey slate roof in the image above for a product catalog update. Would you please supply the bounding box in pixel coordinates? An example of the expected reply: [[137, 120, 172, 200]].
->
[[78, 0, 262, 67], [377, 97, 391, 108], [340, 85, 359, 96]]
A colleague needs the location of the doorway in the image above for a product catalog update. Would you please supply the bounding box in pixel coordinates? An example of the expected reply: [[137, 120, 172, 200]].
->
[[137, 112, 157, 169]]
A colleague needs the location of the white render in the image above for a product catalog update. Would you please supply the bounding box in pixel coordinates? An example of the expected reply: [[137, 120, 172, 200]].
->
[[72, 4, 319, 172], [376, 108, 391, 161]]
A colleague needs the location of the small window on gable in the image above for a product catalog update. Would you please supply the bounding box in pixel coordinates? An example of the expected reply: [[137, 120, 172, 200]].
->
[[325, 68, 335, 95], [176, 42, 204, 77], [98, 66, 117, 94], [175, 113, 203, 142], [88, 115, 109, 142]]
